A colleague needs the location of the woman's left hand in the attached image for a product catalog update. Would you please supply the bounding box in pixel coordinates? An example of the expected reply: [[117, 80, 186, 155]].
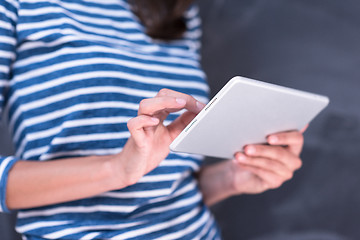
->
[[229, 130, 304, 195]]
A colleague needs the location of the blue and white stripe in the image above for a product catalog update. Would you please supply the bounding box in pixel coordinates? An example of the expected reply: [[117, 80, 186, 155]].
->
[[0, 0, 221, 239]]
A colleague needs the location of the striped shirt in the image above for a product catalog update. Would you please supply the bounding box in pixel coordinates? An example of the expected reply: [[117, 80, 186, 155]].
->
[[0, 0, 221, 239]]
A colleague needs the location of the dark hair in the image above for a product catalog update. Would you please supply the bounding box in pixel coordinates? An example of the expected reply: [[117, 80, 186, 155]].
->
[[129, 0, 195, 41]]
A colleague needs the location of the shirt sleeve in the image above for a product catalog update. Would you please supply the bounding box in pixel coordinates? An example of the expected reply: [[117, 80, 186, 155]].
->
[[0, 0, 20, 213], [0, 157, 19, 212]]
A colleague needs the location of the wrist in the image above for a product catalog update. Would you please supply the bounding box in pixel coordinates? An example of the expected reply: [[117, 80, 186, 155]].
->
[[199, 160, 237, 206], [221, 159, 243, 197], [107, 151, 143, 190], [106, 153, 127, 190], [92, 154, 123, 191], [226, 159, 247, 196]]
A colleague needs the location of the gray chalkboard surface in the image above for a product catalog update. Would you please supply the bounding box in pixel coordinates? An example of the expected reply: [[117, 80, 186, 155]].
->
[[1, 0, 360, 239], [199, 0, 360, 239]]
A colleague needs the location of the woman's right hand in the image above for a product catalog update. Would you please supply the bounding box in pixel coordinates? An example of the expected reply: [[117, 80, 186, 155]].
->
[[6, 89, 205, 210], [114, 88, 205, 186]]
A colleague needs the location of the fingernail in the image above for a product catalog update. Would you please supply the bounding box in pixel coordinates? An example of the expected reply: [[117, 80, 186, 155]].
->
[[268, 136, 278, 144], [151, 117, 159, 123], [196, 101, 206, 110], [246, 146, 256, 155], [236, 153, 246, 162], [176, 98, 186, 105]]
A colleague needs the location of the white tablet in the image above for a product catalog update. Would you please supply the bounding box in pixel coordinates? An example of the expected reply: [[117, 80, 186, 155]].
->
[[170, 76, 329, 159]]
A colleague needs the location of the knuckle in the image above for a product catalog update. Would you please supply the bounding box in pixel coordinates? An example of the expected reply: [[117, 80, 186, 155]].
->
[[127, 118, 136, 130], [276, 134, 284, 143], [272, 180, 283, 189], [262, 182, 270, 191], [158, 88, 170, 96], [138, 99, 154, 114], [274, 147, 285, 160], [286, 172, 294, 180], [254, 146, 263, 155], [139, 99, 148, 109], [295, 159, 303, 170]]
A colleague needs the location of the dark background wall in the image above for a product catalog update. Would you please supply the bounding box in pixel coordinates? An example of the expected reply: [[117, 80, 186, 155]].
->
[[199, 0, 360, 240], [1, 0, 360, 239]]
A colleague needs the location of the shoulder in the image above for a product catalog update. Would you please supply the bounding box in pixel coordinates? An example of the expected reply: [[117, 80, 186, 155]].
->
[[0, 0, 19, 20]]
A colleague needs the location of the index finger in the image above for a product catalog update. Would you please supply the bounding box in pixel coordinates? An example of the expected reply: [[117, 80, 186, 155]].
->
[[156, 88, 206, 114], [138, 96, 187, 117]]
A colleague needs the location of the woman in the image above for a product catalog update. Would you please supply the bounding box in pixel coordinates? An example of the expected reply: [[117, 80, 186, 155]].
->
[[0, 0, 303, 239]]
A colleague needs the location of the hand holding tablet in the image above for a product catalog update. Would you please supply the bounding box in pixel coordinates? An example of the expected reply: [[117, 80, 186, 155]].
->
[[170, 76, 329, 159]]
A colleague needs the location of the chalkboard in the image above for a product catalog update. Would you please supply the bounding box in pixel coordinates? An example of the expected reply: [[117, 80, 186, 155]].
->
[[199, 0, 360, 239]]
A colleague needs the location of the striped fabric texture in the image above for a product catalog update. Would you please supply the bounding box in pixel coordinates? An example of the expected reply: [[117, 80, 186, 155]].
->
[[0, 0, 221, 239]]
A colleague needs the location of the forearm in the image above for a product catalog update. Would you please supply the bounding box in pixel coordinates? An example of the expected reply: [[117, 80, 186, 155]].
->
[[198, 160, 237, 206], [6, 154, 124, 210]]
